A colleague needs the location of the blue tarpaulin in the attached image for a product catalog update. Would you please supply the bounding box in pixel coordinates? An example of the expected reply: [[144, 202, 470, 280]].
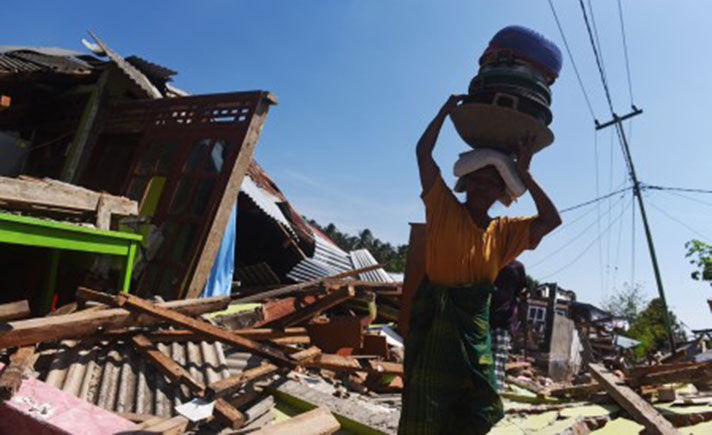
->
[[201, 202, 237, 298]]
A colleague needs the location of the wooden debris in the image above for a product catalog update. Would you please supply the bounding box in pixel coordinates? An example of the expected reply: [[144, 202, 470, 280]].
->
[[129, 332, 246, 429], [252, 407, 340, 435], [549, 382, 602, 398], [588, 363, 679, 435], [0, 296, 230, 348], [0, 299, 30, 322], [267, 285, 356, 328], [233, 265, 383, 304], [208, 363, 279, 399], [138, 415, 189, 434], [115, 293, 295, 367], [0, 346, 36, 400], [146, 327, 308, 342], [132, 334, 206, 394], [0, 176, 137, 224]]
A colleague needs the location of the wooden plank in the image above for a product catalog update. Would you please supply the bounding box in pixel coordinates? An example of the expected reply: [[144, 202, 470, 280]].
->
[[252, 407, 340, 435], [0, 296, 230, 349], [132, 334, 206, 393], [549, 382, 602, 398], [0, 300, 30, 322], [588, 363, 679, 435], [208, 363, 279, 399], [116, 293, 294, 367], [207, 346, 322, 399], [130, 332, 245, 429], [146, 327, 308, 342], [0, 346, 35, 400], [0, 176, 137, 217], [367, 360, 403, 376], [630, 364, 712, 387], [139, 415, 188, 434], [400, 223, 426, 338], [183, 93, 275, 299], [268, 286, 356, 328], [233, 264, 384, 304]]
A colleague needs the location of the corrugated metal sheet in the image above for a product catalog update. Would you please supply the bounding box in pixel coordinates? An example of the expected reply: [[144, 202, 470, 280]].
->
[[126, 55, 177, 81], [349, 249, 395, 283], [235, 262, 281, 286], [36, 339, 232, 417], [286, 230, 352, 282], [0, 50, 93, 75], [241, 175, 297, 238]]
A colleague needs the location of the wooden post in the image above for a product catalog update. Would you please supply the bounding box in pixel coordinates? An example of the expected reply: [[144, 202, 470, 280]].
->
[[589, 363, 678, 435], [399, 223, 426, 338]]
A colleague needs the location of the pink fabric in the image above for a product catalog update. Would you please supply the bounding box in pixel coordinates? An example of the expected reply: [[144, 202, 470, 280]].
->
[[0, 363, 138, 434]]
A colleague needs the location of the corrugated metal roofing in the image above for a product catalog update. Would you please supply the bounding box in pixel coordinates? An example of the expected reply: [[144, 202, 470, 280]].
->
[[0, 50, 93, 75], [286, 230, 352, 282], [126, 55, 177, 81], [349, 249, 395, 283], [37, 339, 233, 417], [241, 175, 298, 238]]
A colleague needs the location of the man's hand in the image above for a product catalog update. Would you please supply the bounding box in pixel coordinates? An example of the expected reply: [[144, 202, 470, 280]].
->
[[516, 134, 535, 177]]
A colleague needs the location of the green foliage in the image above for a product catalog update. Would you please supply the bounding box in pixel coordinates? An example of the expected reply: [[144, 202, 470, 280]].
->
[[627, 298, 686, 358], [309, 220, 408, 273], [685, 239, 712, 283], [525, 275, 539, 294], [601, 283, 647, 320]]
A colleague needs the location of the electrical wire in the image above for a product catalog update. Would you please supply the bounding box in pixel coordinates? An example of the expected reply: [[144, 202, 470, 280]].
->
[[645, 185, 712, 195], [658, 189, 712, 208], [646, 199, 712, 244], [617, 0, 635, 104], [587, 0, 609, 85], [539, 194, 634, 280], [594, 130, 605, 299], [547, 0, 597, 121], [558, 185, 633, 214], [531, 191, 629, 269], [631, 189, 636, 286]]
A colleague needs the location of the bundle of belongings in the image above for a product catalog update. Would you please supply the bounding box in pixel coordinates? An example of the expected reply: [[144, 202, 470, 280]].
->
[[450, 25, 562, 205]]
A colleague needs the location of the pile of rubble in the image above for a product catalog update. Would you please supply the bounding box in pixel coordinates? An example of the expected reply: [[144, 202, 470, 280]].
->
[[0, 272, 405, 433]]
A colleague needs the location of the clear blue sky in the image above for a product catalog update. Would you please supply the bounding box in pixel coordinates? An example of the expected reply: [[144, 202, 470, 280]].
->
[[6, 1, 712, 330]]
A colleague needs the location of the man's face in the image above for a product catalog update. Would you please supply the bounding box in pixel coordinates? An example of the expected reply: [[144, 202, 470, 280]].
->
[[464, 166, 506, 203]]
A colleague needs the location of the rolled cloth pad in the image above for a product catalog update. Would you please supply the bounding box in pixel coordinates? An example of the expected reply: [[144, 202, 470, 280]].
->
[[454, 148, 526, 206]]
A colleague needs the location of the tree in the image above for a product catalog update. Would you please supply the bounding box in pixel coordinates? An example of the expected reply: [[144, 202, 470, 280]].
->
[[627, 298, 686, 358], [685, 239, 712, 283], [308, 219, 408, 273], [601, 283, 647, 320]]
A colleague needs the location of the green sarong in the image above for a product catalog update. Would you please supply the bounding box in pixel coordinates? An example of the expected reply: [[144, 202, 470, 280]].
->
[[398, 279, 504, 434]]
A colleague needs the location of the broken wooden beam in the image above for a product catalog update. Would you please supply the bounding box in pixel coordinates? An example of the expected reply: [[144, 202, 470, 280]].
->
[[268, 286, 356, 328], [0, 300, 30, 322], [208, 363, 279, 399], [0, 346, 35, 400], [207, 346, 322, 400], [131, 334, 206, 393], [115, 293, 295, 367], [233, 265, 383, 303], [0, 296, 230, 349], [549, 382, 602, 398], [588, 363, 679, 435], [149, 327, 308, 342], [0, 176, 137, 221], [252, 406, 340, 435], [129, 332, 246, 429]]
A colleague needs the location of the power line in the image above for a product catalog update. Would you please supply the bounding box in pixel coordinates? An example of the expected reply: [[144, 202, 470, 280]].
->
[[658, 189, 712, 208], [547, 0, 597, 121], [645, 185, 712, 195], [532, 190, 629, 269], [587, 0, 609, 85], [558, 185, 632, 213], [540, 194, 633, 280], [647, 199, 712, 244], [617, 0, 635, 104]]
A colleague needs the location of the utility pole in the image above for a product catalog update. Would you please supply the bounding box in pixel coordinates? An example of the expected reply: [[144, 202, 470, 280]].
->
[[596, 106, 677, 352]]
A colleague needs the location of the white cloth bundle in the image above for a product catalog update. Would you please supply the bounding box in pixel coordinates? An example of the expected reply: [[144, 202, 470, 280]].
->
[[453, 148, 527, 206]]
